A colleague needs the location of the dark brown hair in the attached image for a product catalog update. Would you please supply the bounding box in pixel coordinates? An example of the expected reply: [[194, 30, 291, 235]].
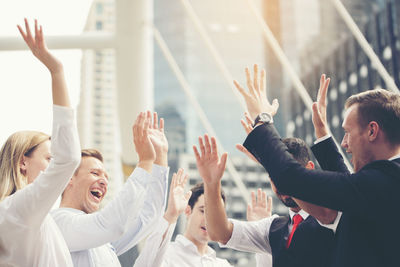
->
[[345, 89, 400, 145]]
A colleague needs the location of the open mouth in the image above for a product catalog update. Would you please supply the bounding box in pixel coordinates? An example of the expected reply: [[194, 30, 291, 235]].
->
[[90, 189, 104, 201], [200, 226, 207, 232]]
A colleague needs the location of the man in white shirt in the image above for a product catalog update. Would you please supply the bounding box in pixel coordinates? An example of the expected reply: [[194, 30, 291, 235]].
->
[[51, 111, 169, 267], [194, 135, 339, 267], [134, 171, 233, 267]]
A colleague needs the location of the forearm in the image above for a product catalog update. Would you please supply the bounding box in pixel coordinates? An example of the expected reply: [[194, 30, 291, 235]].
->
[[204, 182, 233, 244], [50, 67, 70, 107]]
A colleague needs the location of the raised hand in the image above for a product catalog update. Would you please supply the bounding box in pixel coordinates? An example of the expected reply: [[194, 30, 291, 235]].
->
[[147, 111, 168, 166], [164, 169, 192, 224], [17, 18, 62, 74], [234, 64, 279, 120], [312, 74, 331, 138], [246, 188, 273, 221], [193, 135, 228, 185], [133, 112, 156, 173]]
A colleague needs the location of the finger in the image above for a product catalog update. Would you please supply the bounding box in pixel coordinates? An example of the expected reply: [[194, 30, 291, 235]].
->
[[211, 137, 218, 156], [233, 80, 249, 97], [198, 136, 205, 157], [318, 74, 326, 101], [251, 191, 256, 208], [253, 64, 259, 92], [177, 168, 184, 184], [204, 134, 211, 156], [159, 118, 165, 132], [219, 152, 228, 171], [320, 77, 330, 107], [257, 188, 262, 205], [171, 172, 177, 190], [136, 112, 144, 139], [182, 173, 189, 187], [267, 196, 273, 214], [34, 19, 39, 42], [240, 119, 252, 135], [272, 99, 279, 114], [17, 24, 27, 40], [247, 204, 252, 220], [153, 112, 158, 129], [260, 69, 266, 96], [245, 67, 256, 95], [245, 112, 254, 126], [24, 18, 33, 40], [261, 191, 267, 206], [193, 145, 201, 161]]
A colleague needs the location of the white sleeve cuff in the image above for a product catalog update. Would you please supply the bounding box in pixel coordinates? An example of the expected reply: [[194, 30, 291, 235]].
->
[[317, 211, 342, 233], [314, 135, 331, 145]]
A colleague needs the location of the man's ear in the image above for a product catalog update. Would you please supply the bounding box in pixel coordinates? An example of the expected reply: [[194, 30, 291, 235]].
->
[[367, 121, 379, 141], [184, 205, 192, 217], [305, 161, 315, 170]]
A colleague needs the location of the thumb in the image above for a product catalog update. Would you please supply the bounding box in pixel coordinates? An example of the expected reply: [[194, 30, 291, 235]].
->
[[246, 203, 252, 220], [272, 99, 279, 111]]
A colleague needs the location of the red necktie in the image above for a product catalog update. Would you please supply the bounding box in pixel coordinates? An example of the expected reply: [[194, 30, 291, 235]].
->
[[286, 214, 303, 248]]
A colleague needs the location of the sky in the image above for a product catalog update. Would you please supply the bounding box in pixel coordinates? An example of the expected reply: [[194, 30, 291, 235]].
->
[[0, 0, 93, 145]]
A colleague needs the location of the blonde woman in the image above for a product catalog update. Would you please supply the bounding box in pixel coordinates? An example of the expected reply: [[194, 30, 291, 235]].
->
[[0, 19, 80, 266]]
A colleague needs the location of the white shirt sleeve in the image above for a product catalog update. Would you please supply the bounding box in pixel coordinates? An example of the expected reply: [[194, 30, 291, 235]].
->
[[317, 211, 342, 233], [2, 105, 81, 228], [52, 167, 150, 252], [133, 217, 175, 267], [313, 134, 331, 145], [220, 215, 278, 254], [111, 164, 169, 255]]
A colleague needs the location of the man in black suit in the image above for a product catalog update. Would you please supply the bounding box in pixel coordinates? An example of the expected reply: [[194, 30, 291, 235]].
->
[[193, 135, 336, 267], [234, 65, 400, 267]]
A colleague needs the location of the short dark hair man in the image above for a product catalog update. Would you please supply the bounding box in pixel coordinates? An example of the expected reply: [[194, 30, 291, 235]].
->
[[235, 65, 400, 267]]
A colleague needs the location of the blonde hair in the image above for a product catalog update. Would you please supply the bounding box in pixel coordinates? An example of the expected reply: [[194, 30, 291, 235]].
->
[[0, 131, 50, 201]]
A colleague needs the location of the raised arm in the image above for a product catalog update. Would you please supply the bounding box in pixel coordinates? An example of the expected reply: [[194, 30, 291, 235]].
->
[[112, 111, 170, 255], [18, 18, 69, 107], [133, 169, 192, 267], [7, 19, 80, 227], [193, 135, 231, 244]]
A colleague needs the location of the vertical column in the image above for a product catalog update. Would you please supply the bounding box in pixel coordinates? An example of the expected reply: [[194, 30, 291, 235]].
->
[[115, 0, 154, 168]]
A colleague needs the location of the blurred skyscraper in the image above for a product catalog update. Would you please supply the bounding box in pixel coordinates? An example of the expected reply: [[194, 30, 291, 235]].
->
[[78, 0, 123, 204]]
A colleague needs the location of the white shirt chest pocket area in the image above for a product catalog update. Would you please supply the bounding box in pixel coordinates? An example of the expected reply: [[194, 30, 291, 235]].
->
[[92, 243, 121, 267]]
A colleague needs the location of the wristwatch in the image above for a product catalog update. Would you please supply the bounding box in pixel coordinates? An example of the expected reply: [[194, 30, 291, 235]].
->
[[252, 112, 273, 127]]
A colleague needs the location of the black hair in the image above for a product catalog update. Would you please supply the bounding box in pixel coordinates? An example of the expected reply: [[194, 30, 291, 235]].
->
[[187, 182, 226, 209]]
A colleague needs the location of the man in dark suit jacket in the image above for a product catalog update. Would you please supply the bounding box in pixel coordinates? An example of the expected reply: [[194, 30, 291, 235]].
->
[[234, 65, 400, 267]]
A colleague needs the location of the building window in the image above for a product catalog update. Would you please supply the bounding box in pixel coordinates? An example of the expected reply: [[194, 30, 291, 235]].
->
[[96, 21, 103, 31], [96, 3, 103, 14]]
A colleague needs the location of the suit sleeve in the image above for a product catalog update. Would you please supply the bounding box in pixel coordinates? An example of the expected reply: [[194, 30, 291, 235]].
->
[[243, 124, 399, 218], [311, 137, 350, 173]]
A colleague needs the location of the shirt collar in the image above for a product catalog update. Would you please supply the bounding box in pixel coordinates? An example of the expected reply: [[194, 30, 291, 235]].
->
[[288, 209, 309, 222], [175, 235, 216, 258], [389, 154, 400, 161], [57, 207, 86, 214]]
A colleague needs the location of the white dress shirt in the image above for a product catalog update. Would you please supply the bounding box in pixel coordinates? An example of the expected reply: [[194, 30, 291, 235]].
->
[[134, 217, 233, 267], [51, 164, 169, 267], [0, 105, 81, 267]]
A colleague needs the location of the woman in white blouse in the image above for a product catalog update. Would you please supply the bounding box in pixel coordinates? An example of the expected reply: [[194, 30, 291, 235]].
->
[[0, 19, 81, 266]]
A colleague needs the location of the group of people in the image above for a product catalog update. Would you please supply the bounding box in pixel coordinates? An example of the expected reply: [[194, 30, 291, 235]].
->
[[0, 18, 399, 267]]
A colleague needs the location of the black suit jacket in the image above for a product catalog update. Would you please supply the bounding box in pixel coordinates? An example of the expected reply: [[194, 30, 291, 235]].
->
[[269, 215, 333, 267], [243, 124, 400, 267]]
